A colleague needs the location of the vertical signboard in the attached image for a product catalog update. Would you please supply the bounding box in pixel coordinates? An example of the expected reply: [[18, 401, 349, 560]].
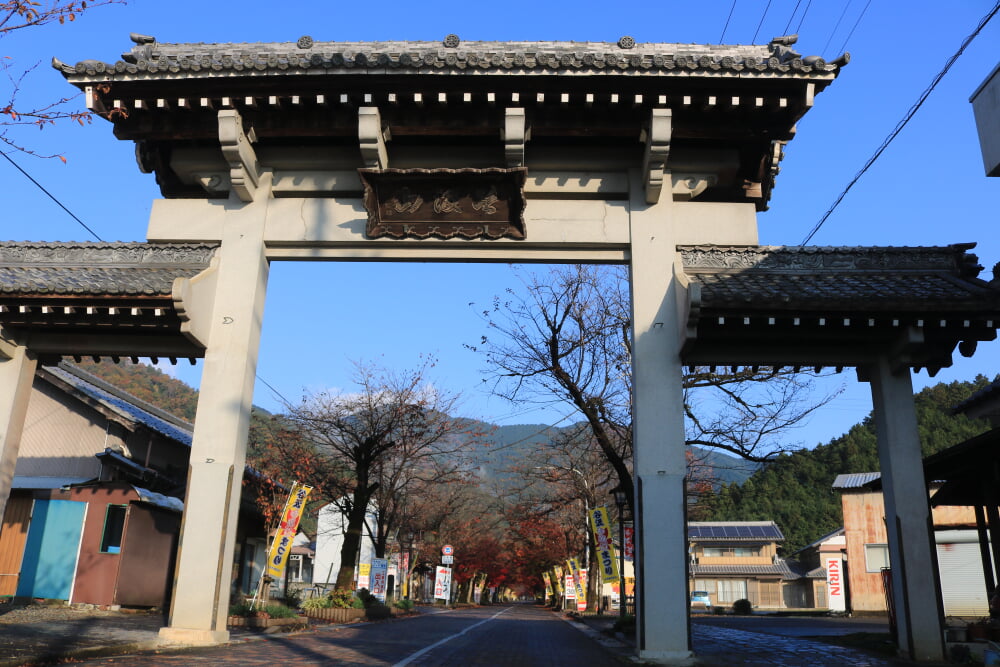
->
[[434, 565, 452, 600], [624, 525, 634, 562], [371, 558, 389, 602], [826, 556, 846, 611]]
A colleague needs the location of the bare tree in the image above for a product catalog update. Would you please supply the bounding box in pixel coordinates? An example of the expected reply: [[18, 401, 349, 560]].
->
[[2, 1, 121, 157], [471, 265, 837, 518], [268, 360, 472, 591]]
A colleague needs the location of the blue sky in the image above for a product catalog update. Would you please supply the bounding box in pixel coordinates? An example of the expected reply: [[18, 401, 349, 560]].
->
[[4, 1, 1000, 450]]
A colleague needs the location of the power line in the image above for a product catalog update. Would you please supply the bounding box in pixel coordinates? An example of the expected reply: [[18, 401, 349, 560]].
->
[[1, 151, 104, 242], [795, 0, 813, 33], [801, 1, 1000, 245], [782, 0, 804, 35], [719, 0, 738, 43], [256, 373, 294, 407], [836, 0, 872, 55], [751, 0, 774, 43], [821, 1, 852, 56]]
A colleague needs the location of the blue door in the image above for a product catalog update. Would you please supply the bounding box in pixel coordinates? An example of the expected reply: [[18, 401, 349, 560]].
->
[[15, 499, 86, 600]]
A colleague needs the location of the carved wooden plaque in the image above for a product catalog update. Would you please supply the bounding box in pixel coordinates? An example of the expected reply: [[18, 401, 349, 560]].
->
[[359, 168, 527, 240]]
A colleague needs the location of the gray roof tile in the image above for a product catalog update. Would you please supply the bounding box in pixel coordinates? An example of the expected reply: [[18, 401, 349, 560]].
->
[[0, 242, 217, 297], [55, 34, 842, 80], [681, 244, 1000, 312]]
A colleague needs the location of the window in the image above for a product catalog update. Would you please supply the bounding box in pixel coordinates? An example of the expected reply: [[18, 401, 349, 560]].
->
[[289, 554, 303, 582], [100, 504, 127, 554], [693, 579, 716, 593], [865, 544, 890, 572], [717, 579, 748, 602], [701, 547, 759, 558]]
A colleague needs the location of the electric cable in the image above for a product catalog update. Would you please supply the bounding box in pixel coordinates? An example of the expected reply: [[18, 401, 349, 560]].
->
[[752, 0, 774, 43], [1, 150, 104, 242], [801, 1, 1000, 245], [822, 1, 852, 56], [782, 0, 804, 36], [836, 0, 873, 55], [719, 0, 738, 43], [795, 0, 813, 33]]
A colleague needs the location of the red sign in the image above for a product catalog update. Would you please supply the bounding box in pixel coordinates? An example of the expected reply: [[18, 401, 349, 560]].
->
[[442, 544, 454, 556]]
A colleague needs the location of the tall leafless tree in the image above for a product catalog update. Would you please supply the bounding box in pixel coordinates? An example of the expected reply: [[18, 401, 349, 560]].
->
[[471, 265, 837, 519]]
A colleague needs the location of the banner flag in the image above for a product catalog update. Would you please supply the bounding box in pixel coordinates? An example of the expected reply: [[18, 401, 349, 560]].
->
[[589, 506, 620, 584], [542, 572, 552, 599], [569, 557, 586, 609], [265, 481, 313, 579], [624, 525, 635, 562], [358, 563, 371, 589]]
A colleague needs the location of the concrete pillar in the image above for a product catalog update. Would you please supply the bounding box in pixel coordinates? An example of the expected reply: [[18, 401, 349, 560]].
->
[[864, 357, 945, 662], [160, 174, 272, 645], [0, 331, 37, 521], [628, 170, 692, 664]]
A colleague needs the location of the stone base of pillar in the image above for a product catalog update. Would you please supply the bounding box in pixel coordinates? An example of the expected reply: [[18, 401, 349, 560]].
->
[[158, 627, 230, 646], [638, 649, 695, 665]]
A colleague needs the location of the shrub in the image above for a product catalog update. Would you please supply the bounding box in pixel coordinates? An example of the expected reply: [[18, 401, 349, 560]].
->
[[365, 602, 393, 620], [394, 599, 415, 612], [732, 599, 753, 615], [261, 603, 299, 619], [301, 596, 333, 611], [228, 602, 253, 617], [329, 588, 357, 609], [283, 588, 303, 608], [713, 605, 726, 615]]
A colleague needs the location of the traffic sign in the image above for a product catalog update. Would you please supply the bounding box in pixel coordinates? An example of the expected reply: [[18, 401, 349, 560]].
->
[[442, 544, 454, 556], [442, 554, 454, 564]]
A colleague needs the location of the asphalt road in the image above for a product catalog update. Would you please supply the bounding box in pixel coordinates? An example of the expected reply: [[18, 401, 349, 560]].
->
[[64, 604, 632, 667]]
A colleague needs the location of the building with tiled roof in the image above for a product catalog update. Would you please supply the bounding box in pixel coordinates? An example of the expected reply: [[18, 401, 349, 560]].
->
[[688, 521, 822, 610], [0, 363, 269, 607]]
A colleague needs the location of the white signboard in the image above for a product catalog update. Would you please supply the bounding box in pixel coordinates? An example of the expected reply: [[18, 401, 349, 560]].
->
[[434, 566, 452, 601], [825, 556, 846, 612], [371, 558, 389, 602], [442, 554, 454, 564]]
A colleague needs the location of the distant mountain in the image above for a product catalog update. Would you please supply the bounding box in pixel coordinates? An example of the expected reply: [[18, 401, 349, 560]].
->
[[701, 376, 995, 554]]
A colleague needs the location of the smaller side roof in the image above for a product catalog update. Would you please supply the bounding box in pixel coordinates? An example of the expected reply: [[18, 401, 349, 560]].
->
[[831, 472, 881, 490], [44, 362, 194, 446]]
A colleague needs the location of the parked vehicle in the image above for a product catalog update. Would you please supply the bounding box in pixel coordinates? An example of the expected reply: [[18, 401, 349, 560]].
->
[[690, 590, 712, 609]]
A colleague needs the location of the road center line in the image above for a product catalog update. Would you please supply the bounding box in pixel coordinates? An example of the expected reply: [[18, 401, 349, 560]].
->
[[393, 606, 514, 667]]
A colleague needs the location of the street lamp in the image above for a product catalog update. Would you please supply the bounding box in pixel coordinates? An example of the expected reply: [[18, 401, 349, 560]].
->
[[611, 486, 629, 619]]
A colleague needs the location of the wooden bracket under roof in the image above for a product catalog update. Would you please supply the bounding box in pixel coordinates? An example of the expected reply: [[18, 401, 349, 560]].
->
[[218, 109, 259, 202], [642, 109, 671, 204]]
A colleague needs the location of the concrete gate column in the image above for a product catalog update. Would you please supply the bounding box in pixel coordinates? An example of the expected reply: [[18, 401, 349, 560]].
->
[[0, 330, 37, 521], [864, 356, 945, 662], [160, 173, 272, 645], [628, 170, 691, 663]]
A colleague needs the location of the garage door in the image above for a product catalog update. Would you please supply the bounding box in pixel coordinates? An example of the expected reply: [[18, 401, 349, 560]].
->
[[937, 541, 988, 617]]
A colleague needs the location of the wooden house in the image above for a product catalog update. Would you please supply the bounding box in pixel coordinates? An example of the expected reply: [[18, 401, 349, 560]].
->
[[0, 362, 267, 607]]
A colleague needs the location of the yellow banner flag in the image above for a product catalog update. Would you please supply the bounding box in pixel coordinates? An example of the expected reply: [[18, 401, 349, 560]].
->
[[265, 481, 312, 579], [589, 506, 620, 584]]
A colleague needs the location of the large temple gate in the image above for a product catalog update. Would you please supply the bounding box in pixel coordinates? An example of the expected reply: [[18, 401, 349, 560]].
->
[[0, 33, 998, 663]]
